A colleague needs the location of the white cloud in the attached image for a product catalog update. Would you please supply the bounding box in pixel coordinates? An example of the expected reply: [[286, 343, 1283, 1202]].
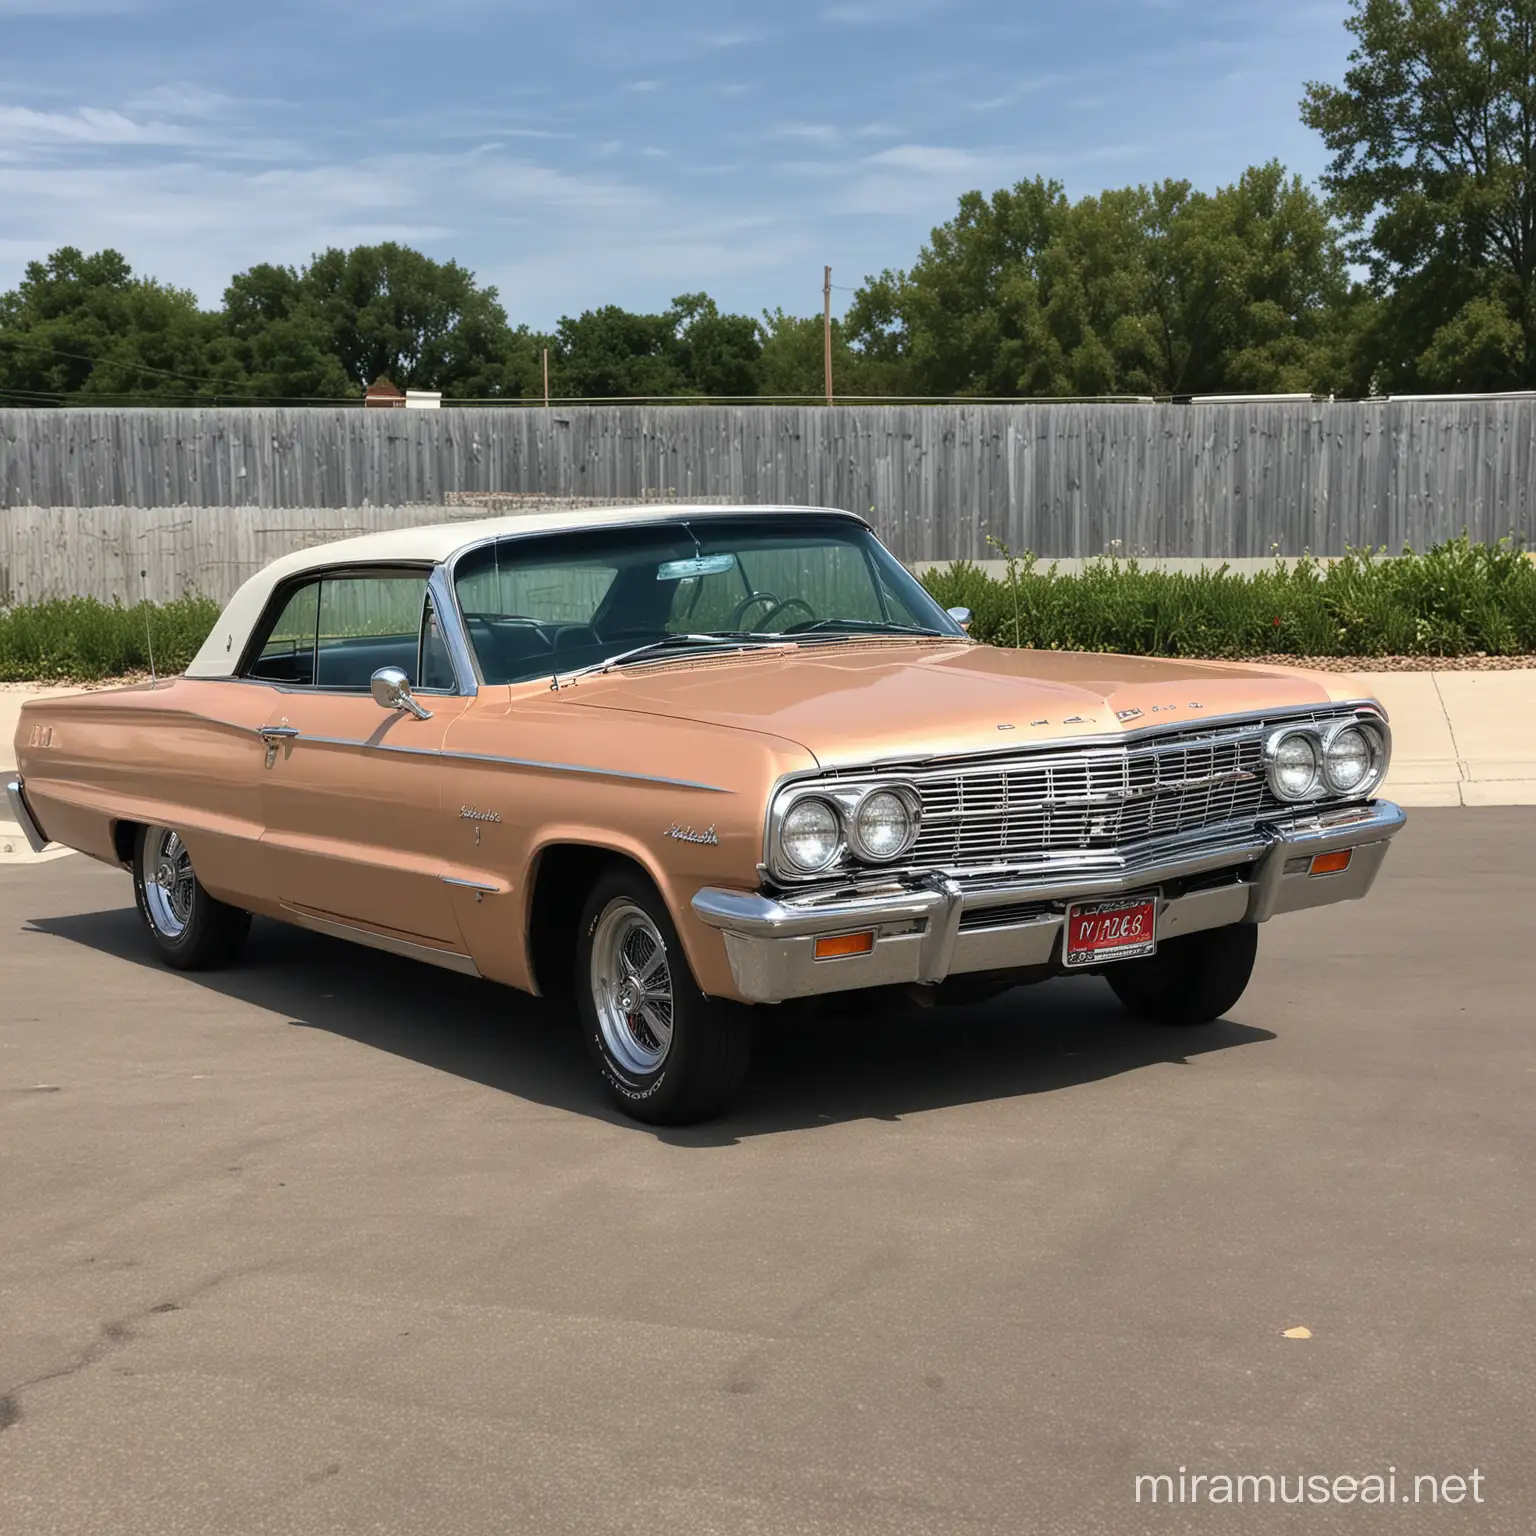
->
[[0, 104, 196, 147], [969, 74, 1074, 112], [766, 123, 841, 144], [125, 83, 241, 119]]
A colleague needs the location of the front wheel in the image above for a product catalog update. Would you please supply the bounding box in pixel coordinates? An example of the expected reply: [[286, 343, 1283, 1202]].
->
[[575, 868, 752, 1125], [1105, 922, 1257, 1027], [132, 824, 250, 971]]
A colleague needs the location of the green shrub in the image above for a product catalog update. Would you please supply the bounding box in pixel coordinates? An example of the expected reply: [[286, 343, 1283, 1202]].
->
[[0, 595, 222, 681], [922, 537, 1536, 657], [2, 539, 1533, 682]]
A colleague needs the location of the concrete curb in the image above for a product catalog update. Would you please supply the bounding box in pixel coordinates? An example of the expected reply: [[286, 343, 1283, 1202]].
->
[[1350, 672, 1536, 807]]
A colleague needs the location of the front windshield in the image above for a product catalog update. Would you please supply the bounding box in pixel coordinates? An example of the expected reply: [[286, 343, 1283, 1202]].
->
[[452, 514, 965, 686]]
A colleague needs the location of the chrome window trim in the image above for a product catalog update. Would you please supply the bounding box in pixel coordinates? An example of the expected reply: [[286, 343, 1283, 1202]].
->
[[425, 561, 479, 693], [441, 507, 875, 584]]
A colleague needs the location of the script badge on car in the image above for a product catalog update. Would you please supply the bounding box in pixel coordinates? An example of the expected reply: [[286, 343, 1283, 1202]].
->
[[1063, 894, 1158, 968]]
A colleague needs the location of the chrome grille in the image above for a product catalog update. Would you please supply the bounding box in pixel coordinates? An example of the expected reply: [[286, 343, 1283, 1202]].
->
[[894, 711, 1355, 869]]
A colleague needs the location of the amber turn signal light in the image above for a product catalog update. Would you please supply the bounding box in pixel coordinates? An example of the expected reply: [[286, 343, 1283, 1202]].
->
[[813, 931, 876, 961], [1309, 850, 1353, 876]]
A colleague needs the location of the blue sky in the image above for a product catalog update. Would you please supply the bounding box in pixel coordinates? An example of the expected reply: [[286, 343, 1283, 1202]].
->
[[0, 0, 1353, 327]]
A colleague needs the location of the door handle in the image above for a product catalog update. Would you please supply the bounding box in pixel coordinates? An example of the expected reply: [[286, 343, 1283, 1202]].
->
[[259, 723, 300, 767]]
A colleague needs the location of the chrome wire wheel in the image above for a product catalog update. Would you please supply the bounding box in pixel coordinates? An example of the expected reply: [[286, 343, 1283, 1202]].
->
[[142, 825, 196, 940], [590, 897, 675, 1075]]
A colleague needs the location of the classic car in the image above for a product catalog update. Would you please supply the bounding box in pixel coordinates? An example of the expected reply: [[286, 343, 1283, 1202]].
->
[[9, 504, 1405, 1123]]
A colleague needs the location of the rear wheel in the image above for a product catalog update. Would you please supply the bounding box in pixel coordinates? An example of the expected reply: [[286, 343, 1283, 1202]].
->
[[1105, 922, 1257, 1027], [575, 868, 752, 1124], [132, 824, 250, 971]]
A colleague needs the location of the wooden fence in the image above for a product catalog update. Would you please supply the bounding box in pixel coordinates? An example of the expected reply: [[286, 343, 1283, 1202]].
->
[[1, 401, 1532, 601]]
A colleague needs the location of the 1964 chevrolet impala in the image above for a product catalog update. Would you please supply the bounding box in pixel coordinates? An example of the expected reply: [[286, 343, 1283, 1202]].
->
[[9, 505, 1405, 1123]]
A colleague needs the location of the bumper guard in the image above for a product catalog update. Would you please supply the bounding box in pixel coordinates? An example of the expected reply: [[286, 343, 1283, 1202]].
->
[[5, 777, 52, 855]]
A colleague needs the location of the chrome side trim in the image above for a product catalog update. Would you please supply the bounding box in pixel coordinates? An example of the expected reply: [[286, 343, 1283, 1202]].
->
[[245, 727, 729, 793], [5, 778, 51, 854], [277, 904, 482, 977]]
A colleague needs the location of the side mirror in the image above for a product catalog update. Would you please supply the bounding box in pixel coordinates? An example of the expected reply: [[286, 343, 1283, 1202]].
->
[[946, 606, 973, 633], [370, 666, 433, 720]]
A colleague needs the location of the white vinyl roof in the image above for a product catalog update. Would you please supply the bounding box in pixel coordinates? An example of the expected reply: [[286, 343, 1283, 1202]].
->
[[186, 503, 859, 679]]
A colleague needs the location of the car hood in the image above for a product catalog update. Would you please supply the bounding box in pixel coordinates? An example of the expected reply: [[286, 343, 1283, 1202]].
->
[[555, 640, 1352, 768]]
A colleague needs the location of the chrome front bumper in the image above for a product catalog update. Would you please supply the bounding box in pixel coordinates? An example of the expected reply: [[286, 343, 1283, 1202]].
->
[[692, 801, 1407, 1004], [5, 777, 51, 854]]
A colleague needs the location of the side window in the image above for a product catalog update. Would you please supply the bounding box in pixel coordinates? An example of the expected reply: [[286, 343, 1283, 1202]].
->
[[247, 581, 320, 685], [315, 574, 431, 690], [420, 595, 456, 691]]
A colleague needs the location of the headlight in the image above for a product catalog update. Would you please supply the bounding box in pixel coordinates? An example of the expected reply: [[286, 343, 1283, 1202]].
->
[[1323, 720, 1387, 797], [850, 788, 918, 861], [779, 797, 841, 873], [1323, 725, 1371, 794], [1265, 728, 1321, 801]]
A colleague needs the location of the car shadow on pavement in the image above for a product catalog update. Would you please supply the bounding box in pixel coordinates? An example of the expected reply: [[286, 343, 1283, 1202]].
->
[[34, 906, 1276, 1146]]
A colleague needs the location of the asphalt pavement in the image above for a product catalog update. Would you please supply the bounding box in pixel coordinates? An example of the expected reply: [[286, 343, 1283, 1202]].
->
[[1, 810, 1531, 1535]]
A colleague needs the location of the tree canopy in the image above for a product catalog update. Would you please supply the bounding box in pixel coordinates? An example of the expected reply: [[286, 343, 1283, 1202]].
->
[[851, 164, 1348, 398], [1302, 0, 1536, 391]]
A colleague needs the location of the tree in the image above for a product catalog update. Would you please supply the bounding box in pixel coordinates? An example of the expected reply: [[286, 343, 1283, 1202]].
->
[[290, 244, 529, 397], [549, 304, 687, 398], [548, 295, 765, 398], [756, 306, 911, 397], [218, 263, 353, 400], [1302, 0, 1536, 391], [0, 247, 228, 403], [849, 167, 1345, 398], [671, 293, 762, 397]]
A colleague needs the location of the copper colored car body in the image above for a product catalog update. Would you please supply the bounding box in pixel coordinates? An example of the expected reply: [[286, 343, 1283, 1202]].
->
[[8, 505, 1406, 1123]]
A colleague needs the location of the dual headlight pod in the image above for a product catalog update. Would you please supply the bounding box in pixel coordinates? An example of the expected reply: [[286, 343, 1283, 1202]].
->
[[773, 784, 922, 877], [1264, 717, 1389, 803]]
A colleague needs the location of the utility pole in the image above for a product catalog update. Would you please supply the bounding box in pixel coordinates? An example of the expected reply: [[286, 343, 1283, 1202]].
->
[[823, 265, 833, 408], [542, 347, 550, 409]]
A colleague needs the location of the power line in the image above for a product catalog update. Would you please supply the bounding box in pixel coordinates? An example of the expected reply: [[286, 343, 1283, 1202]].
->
[[0, 332, 284, 393]]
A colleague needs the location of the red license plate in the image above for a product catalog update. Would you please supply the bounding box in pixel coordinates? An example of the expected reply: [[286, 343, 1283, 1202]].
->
[[1063, 894, 1158, 968]]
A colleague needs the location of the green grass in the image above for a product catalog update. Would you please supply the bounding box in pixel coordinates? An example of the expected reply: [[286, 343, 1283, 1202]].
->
[[0, 595, 222, 681], [2, 539, 1533, 681], [920, 538, 1536, 658]]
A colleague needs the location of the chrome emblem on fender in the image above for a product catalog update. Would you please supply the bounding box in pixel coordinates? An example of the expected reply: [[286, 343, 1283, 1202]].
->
[[460, 806, 501, 823], [666, 823, 719, 846]]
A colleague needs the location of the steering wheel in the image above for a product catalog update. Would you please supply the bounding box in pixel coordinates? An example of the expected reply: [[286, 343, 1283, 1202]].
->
[[757, 597, 816, 630], [725, 590, 781, 629]]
